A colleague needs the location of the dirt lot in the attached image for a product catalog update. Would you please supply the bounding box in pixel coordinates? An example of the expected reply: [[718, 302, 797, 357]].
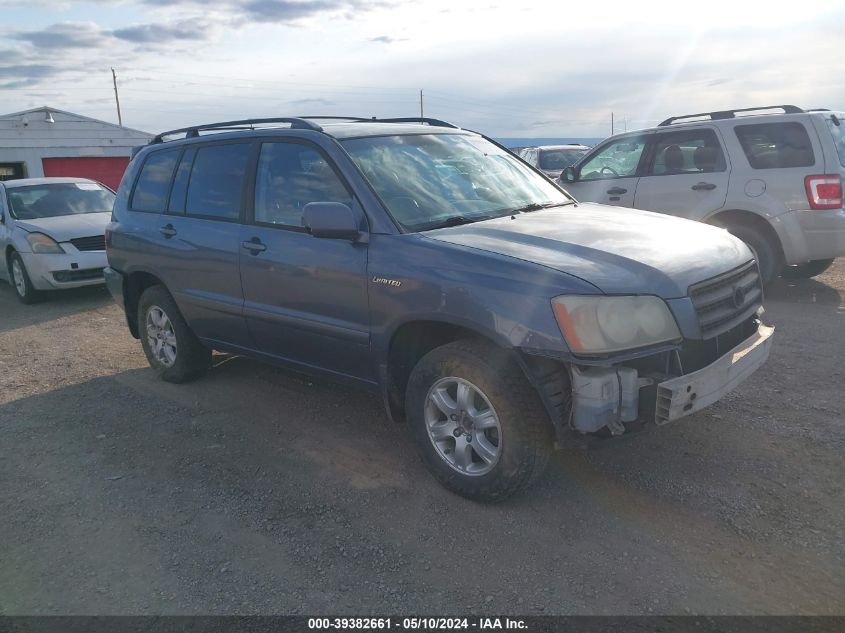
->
[[0, 261, 843, 616]]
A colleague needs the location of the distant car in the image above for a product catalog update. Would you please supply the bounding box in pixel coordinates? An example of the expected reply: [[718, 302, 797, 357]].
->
[[519, 144, 590, 179], [0, 177, 114, 303], [560, 105, 845, 283]]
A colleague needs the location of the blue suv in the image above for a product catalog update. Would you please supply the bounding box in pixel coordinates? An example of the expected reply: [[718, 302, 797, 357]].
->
[[105, 116, 774, 501]]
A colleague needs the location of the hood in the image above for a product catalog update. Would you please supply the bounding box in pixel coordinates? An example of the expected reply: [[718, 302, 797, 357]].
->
[[14, 213, 111, 242], [424, 204, 753, 298]]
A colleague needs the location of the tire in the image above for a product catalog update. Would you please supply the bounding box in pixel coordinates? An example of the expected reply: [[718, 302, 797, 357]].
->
[[137, 285, 211, 383], [405, 338, 553, 502], [8, 252, 42, 304], [781, 258, 835, 279], [723, 223, 781, 284]]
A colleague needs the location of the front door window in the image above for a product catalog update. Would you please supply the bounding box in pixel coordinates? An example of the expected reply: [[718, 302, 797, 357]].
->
[[579, 137, 647, 180]]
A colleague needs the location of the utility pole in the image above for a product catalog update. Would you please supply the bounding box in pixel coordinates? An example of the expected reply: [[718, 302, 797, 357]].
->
[[611, 112, 614, 136], [111, 68, 123, 127], [420, 89, 424, 118]]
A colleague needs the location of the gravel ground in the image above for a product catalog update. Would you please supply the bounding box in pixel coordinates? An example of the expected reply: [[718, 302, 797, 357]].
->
[[0, 261, 843, 615]]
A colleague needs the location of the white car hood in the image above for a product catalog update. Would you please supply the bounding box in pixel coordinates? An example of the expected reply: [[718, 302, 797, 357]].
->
[[14, 213, 111, 242]]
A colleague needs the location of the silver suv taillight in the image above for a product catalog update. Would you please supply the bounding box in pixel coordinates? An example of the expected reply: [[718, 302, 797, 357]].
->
[[804, 174, 843, 210]]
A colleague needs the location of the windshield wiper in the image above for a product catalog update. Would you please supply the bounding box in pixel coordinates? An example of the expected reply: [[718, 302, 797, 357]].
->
[[509, 201, 576, 214], [423, 215, 491, 230]]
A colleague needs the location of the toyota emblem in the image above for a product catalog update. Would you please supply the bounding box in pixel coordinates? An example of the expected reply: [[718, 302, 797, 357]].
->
[[732, 286, 745, 309]]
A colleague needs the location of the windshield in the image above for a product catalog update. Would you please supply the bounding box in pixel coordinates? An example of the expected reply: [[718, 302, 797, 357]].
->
[[824, 113, 845, 168], [539, 148, 587, 170], [341, 133, 571, 231], [6, 182, 114, 220]]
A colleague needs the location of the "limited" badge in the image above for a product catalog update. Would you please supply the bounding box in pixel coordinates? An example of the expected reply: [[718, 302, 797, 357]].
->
[[371, 276, 402, 287]]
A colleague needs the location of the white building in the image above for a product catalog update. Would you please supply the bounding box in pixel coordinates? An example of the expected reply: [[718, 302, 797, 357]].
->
[[0, 106, 152, 190]]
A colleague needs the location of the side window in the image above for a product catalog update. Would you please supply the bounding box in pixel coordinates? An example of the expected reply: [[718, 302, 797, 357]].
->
[[167, 148, 196, 215], [131, 149, 180, 213], [735, 122, 815, 169], [578, 137, 647, 180], [825, 115, 845, 168], [254, 142, 353, 228], [185, 143, 251, 220], [648, 129, 726, 176]]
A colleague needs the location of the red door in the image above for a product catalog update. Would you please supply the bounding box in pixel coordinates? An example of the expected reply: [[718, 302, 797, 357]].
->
[[42, 156, 130, 190]]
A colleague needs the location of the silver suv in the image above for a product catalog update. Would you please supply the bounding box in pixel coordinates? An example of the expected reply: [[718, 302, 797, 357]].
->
[[560, 105, 845, 282]]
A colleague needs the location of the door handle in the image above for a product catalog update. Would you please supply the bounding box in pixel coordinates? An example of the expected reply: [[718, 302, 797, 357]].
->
[[241, 239, 267, 254], [691, 182, 717, 191], [159, 224, 176, 238], [607, 187, 627, 195]]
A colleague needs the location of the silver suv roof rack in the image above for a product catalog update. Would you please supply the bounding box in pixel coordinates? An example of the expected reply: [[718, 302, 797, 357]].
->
[[150, 117, 323, 144], [658, 105, 805, 127]]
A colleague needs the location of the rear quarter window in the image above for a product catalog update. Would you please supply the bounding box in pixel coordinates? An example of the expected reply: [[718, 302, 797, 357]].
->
[[734, 122, 815, 169], [824, 115, 845, 168], [131, 149, 180, 213]]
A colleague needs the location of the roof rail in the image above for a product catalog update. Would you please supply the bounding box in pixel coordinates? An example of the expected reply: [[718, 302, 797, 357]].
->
[[658, 105, 805, 127], [302, 116, 460, 128], [373, 117, 459, 128], [298, 116, 370, 122], [150, 117, 323, 144]]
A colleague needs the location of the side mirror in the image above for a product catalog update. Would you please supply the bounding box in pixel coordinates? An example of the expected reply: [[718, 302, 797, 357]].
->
[[560, 166, 578, 183], [302, 202, 362, 241]]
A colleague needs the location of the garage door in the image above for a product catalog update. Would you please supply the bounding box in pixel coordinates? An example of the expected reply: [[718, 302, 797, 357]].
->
[[42, 156, 130, 191]]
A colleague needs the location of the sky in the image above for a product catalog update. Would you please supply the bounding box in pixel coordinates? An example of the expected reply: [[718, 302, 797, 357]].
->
[[1, 0, 844, 137]]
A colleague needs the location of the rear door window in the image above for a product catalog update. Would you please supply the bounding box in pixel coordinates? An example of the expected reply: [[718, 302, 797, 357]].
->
[[131, 149, 180, 213], [167, 148, 196, 215], [185, 143, 251, 221], [647, 129, 726, 175], [734, 122, 815, 169]]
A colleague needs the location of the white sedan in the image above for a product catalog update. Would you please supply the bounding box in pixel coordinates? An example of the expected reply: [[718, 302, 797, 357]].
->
[[0, 177, 114, 303]]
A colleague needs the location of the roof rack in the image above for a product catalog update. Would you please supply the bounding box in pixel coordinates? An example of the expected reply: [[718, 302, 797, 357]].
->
[[371, 117, 459, 128], [658, 105, 805, 127], [298, 116, 370, 122], [150, 117, 323, 144], [301, 115, 460, 128], [149, 115, 461, 145]]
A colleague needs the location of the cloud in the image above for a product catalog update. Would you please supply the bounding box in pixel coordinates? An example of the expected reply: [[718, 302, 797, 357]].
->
[[0, 63, 60, 89], [113, 21, 211, 44], [369, 35, 406, 44], [243, 0, 338, 22], [287, 97, 336, 106], [10, 22, 106, 49], [242, 0, 394, 23]]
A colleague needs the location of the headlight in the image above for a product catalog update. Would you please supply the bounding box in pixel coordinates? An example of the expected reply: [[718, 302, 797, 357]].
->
[[552, 295, 681, 354], [26, 232, 65, 254]]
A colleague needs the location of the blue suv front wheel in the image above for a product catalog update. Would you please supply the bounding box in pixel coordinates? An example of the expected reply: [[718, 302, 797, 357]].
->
[[405, 338, 553, 502]]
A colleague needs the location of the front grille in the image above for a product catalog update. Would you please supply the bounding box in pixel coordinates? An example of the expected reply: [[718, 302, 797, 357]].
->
[[53, 268, 105, 283], [70, 235, 106, 251], [689, 261, 762, 338]]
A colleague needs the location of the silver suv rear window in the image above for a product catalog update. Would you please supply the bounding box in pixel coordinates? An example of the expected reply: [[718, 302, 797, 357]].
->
[[734, 122, 815, 169]]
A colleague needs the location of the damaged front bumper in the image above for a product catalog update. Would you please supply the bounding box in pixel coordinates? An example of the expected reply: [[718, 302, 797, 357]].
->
[[569, 322, 774, 434]]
